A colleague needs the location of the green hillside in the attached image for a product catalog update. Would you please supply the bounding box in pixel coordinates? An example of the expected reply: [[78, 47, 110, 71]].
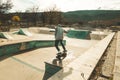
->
[[63, 10, 120, 23]]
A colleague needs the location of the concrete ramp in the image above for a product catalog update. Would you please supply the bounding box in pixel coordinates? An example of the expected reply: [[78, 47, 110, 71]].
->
[[66, 30, 91, 39], [42, 62, 62, 80], [18, 29, 32, 36], [48, 33, 114, 80], [90, 31, 107, 40], [0, 32, 13, 40]]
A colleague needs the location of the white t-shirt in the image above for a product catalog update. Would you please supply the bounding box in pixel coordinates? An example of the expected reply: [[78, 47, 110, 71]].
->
[[55, 26, 64, 40]]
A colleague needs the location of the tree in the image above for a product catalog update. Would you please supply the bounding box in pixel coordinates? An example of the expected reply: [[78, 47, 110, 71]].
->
[[0, 0, 13, 14], [41, 5, 63, 26], [25, 6, 40, 26], [0, 0, 13, 26], [12, 15, 20, 22], [12, 15, 20, 27]]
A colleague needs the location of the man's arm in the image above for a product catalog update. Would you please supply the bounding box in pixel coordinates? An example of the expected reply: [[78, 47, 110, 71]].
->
[[55, 27, 57, 37], [64, 29, 68, 33]]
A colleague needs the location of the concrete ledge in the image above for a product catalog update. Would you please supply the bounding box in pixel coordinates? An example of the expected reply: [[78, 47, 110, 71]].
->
[[66, 30, 91, 39], [113, 31, 120, 80], [48, 33, 114, 80], [0, 40, 66, 57]]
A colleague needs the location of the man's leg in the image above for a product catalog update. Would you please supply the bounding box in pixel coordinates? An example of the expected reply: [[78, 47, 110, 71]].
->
[[60, 40, 67, 52], [55, 40, 60, 52], [55, 40, 62, 60]]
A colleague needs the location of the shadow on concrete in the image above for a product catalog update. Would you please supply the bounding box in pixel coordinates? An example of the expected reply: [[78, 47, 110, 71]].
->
[[0, 47, 45, 61], [42, 60, 73, 80]]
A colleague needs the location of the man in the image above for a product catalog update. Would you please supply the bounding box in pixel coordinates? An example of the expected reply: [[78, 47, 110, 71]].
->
[[55, 24, 67, 54]]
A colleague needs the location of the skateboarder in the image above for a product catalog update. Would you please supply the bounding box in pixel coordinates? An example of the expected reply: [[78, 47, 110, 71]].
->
[[54, 24, 67, 55]]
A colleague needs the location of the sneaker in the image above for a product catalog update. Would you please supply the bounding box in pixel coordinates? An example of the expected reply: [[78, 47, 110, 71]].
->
[[56, 51, 62, 57], [57, 51, 61, 55], [63, 50, 67, 53], [56, 53, 62, 60]]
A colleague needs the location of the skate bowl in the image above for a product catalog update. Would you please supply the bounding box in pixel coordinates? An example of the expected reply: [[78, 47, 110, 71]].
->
[[0, 27, 115, 80]]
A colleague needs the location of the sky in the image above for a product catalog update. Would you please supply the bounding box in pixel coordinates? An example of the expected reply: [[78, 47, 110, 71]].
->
[[8, 0, 120, 12]]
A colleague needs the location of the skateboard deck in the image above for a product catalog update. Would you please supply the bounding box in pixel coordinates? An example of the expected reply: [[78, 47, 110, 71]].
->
[[56, 52, 67, 60], [49, 52, 66, 67], [46, 51, 71, 67]]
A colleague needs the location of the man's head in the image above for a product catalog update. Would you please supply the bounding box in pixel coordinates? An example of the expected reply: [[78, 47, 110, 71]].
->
[[58, 24, 61, 27]]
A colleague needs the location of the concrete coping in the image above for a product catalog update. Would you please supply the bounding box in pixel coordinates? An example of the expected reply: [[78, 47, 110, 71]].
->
[[48, 32, 115, 80]]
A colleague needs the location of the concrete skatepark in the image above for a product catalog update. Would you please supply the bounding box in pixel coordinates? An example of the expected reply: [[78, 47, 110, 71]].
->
[[0, 27, 119, 80]]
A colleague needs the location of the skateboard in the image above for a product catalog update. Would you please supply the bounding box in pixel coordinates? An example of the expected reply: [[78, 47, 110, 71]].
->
[[56, 51, 67, 61]]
